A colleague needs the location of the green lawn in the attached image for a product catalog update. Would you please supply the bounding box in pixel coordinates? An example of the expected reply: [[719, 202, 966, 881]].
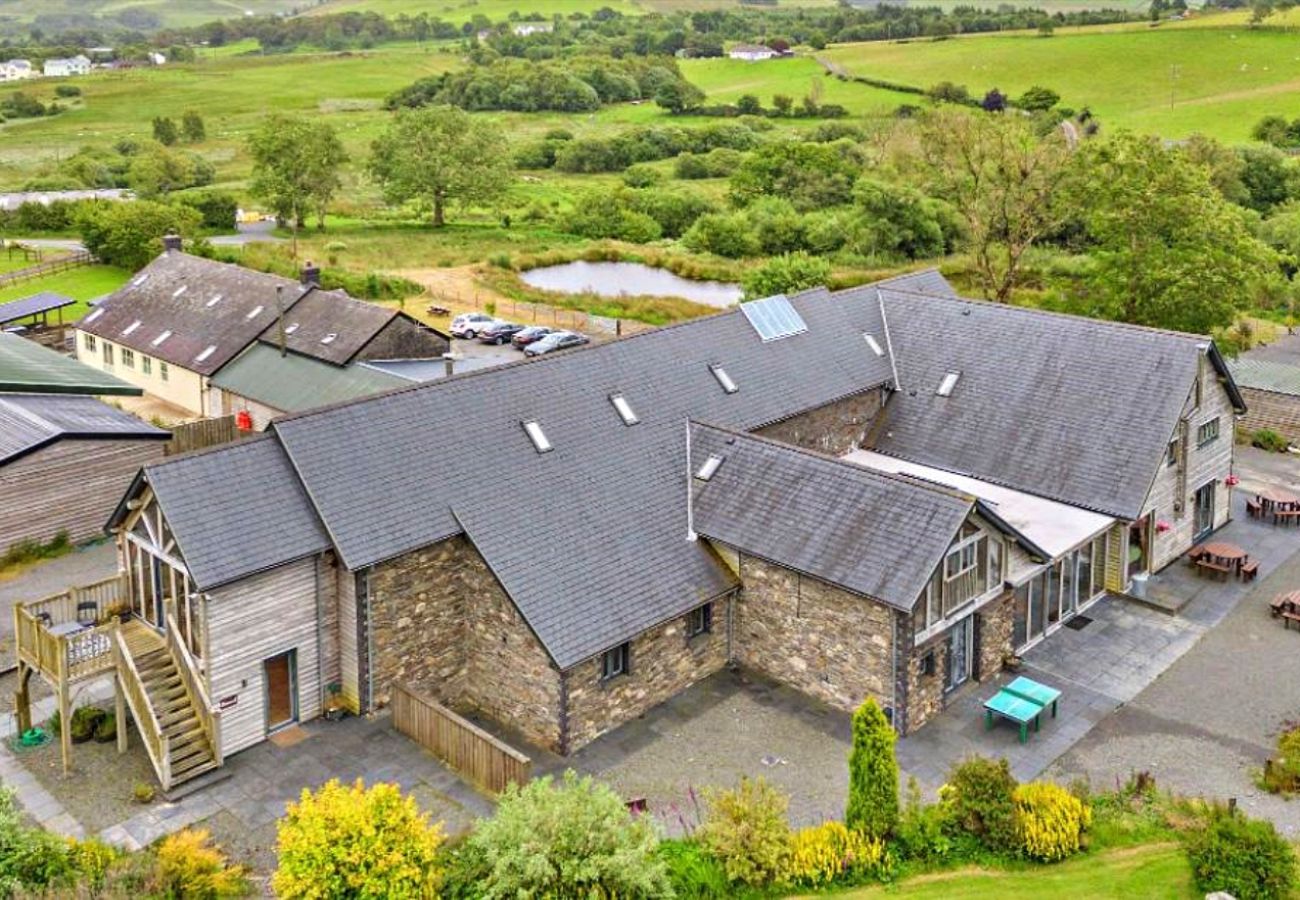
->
[[0, 265, 131, 320], [306, 0, 644, 21], [814, 844, 1196, 900], [823, 26, 1300, 141], [0, 0, 301, 32]]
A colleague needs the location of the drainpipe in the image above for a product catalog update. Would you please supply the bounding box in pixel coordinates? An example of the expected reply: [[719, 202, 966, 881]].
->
[[685, 421, 697, 542], [314, 556, 324, 717]]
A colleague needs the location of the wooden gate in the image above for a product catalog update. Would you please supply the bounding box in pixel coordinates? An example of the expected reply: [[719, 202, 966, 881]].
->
[[391, 684, 531, 794]]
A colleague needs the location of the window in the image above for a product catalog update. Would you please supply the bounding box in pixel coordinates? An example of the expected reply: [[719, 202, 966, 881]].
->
[[83, 307, 104, 323], [122, 320, 141, 336], [945, 542, 978, 579], [1197, 417, 1220, 447], [522, 420, 552, 454], [206, 294, 223, 307], [102, 343, 113, 366], [142, 356, 152, 376], [610, 394, 639, 426], [919, 649, 936, 677], [121, 348, 135, 369], [172, 285, 187, 298], [937, 372, 960, 397], [151, 330, 172, 347], [285, 323, 300, 335], [988, 539, 1003, 589], [686, 603, 713, 638], [863, 333, 884, 356], [1166, 439, 1178, 467], [709, 364, 738, 395], [83, 333, 96, 352], [321, 333, 337, 345], [195, 345, 217, 363], [601, 643, 630, 680], [695, 454, 723, 481], [245, 305, 264, 320], [159, 362, 169, 382]]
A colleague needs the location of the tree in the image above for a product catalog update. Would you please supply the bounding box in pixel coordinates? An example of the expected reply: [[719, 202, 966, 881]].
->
[[151, 117, 178, 146], [180, 110, 205, 143], [737, 93, 763, 115], [653, 78, 705, 114], [1237, 145, 1300, 212], [126, 145, 195, 198], [1253, 114, 1292, 148], [1066, 131, 1280, 334], [913, 108, 1072, 301], [77, 201, 201, 271], [981, 88, 1007, 113], [465, 771, 671, 898], [772, 93, 793, 116], [247, 114, 348, 252], [729, 140, 862, 211], [1180, 134, 1249, 206], [273, 779, 443, 899], [853, 178, 953, 259], [1017, 85, 1060, 112], [741, 252, 831, 299], [368, 105, 509, 228], [845, 697, 898, 840]]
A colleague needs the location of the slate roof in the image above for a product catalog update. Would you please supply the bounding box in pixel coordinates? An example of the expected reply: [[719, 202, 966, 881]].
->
[[210, 343, 408, 415], [689, 424, 976, 610], [271, 282, 900, 667], [255, 288, 398, 366], [75, 251, 311, 377], [0, 333, 141, 396], [0, 393, 166, 466], [1228, 356, 1300, 397], [0, 291, 75, 325], [870, 288, 1234, 520], [115, 436, 331, 591]]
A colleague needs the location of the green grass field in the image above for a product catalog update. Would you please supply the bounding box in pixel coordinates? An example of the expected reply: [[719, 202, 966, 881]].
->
[[817, 844, 1196, 900], [0, 265, 131, 320], [682, 56, 907, 115], [0, 0, 302, 31], [823, 26, 1300, 141]]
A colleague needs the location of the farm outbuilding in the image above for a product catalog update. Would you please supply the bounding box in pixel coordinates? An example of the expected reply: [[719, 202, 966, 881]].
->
[[1228, 332, 1300, 447]]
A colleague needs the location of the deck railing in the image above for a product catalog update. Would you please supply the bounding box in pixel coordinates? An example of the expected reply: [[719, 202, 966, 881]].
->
[[15, 574, 127, 685], [166, 612, 221, 767], [112, 626, 171, 790]]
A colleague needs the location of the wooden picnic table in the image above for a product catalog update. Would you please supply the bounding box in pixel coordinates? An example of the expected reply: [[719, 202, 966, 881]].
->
[[1258, 487, 1300, 507], [1273, 591, 1300, 630]]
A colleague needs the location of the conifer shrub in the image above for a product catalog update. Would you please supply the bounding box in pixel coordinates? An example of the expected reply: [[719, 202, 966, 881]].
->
[[940, 756, 1019, 851], [845, 697, 899, 840], [1012, 782, 1092, 861]]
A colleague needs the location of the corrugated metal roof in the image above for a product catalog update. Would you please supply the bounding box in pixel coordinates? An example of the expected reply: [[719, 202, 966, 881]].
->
[[0, 393, 166, 465], [0, 333, 141, 396], [690, 424, 974, 610], [0, 291, 75, 325], [210, 343, 408, 414], [1227, 357, 1300, 397], [141, 436, 331, 591]]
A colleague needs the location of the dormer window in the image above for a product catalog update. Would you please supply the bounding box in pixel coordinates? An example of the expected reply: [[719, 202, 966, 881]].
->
[[710, 365, 737, 395], [523, 420, 552, 454], [610, 394, 638, 426]]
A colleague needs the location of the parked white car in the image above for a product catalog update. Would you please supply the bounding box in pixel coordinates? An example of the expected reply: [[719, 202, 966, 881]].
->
[[450, 312, 499, 339]]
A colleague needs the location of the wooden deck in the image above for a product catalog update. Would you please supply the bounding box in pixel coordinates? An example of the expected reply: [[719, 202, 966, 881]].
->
[[121, 618, 164, 657]]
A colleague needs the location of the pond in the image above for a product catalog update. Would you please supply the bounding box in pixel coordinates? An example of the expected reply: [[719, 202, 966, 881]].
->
[[519, 261, 743, 309]]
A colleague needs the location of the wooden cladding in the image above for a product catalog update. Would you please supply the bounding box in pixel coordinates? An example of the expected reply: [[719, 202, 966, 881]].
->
[[163, 415, 242, 457], [392, 683, 531, 794]]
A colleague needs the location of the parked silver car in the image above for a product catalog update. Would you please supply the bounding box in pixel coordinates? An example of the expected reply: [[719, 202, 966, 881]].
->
[[524, 331, 590, 357]]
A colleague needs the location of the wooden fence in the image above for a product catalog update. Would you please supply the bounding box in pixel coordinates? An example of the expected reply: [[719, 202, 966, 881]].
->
[[392, 684, 531, 794], [0, 250, 93, 289], [164, 416, 242, 457]]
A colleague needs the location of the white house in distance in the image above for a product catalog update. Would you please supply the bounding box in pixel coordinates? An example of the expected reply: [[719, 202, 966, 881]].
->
[[43, 55, 92, 77], [512, 22, 553, 36], [729, 43, 778, 61], [0, 59, 34, 81]]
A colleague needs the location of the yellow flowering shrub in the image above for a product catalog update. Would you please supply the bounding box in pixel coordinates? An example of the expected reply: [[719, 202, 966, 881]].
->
[[273, 779, 444, 899], [782, 821, 891, 887], [154, 828, 248, 898], [1012, 782, 1092, 862]]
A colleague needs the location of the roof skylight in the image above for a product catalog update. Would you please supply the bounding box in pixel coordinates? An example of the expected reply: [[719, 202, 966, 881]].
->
[[321, 333, 337, 345], [132, 274, 149, 287], [695, 454, 724, 481], [122, 320, 141, 336], [710, 364, 738, 395], [864, 333, 884, 356], [172, 285, 187, 298], [740, 294, 808, 342], [284, 323, 300, 335], [195, 345, 217, 363], [937, 372, 961, 397], [523, 420, 553, 454], [245, 305, 264, 320], [205, 294, 223, 308], [83, 308, 104, 323], [151, 330, 172, 347], [610, 394, 639, 426]]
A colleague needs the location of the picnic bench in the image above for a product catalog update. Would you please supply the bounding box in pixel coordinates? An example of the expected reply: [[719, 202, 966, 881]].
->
[[983, 676, 1062, 744], [1274, 592, 1300, 631], [1196, 558, 1233, 580]]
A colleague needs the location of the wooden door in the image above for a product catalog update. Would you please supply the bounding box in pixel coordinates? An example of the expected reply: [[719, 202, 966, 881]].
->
[[264, 651, 297, 733]]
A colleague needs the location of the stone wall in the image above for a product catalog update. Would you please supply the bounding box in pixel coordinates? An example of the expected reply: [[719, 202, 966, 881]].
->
[[1239, 386, 1300, 446], [753, 388, 884, 455], [977, 592, 1014, 681], [356, 315, 449, 362], [733, 552, 896, 714], [904, 621, 948, 734], [564, 599, 730, 752]]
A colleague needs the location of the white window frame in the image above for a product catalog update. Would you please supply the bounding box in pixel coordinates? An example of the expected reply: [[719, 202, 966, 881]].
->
[[601, 643, 630, 681]]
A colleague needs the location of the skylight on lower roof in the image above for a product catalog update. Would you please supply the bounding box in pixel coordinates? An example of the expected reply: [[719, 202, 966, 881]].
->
[[523, 420, 553, 454], [151, 330, 172, 347], [695, 454, 724, 481], [284, 323, 300, 335], [132, 274, 149, 287], [83, 308, 104, 323], [740, 294, 808, 342], [195, 345, 217, 363], [245, 305, 264, 320], [864, 333, 884, 356], [321, 333, 337, 345], [610, 394, 639, 426], [205, 294, 223, 308], [710, 364, 738, 395], [937, 372, 961, 397], [172, 285, 187, 298], [122, 320, 141, 336]]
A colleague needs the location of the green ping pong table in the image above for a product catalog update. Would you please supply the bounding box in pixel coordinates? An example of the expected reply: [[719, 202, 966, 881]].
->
[[1003, 676, 1061, 719], [983, 691, 1044, 744]]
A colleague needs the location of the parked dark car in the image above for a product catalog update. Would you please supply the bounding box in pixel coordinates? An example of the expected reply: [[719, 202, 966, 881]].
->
[[524, 331, 589, 357], [511, 325, 554, 349], [478, 321, 525, 345]]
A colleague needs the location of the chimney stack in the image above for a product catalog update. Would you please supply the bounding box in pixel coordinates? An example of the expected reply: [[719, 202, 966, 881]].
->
[[442, 352, 458, 379], [161, 234, 182, 253], [275, 285, 287, 357], [300, 261, 321, 287]]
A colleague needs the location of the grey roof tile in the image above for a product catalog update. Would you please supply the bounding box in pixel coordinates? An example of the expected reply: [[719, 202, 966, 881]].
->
[[255, 289, 397, 366], [0, 393, 166, 465]]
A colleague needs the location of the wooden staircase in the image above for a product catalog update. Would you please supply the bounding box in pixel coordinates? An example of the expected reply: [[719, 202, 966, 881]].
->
[[134, 646, 219, 785]]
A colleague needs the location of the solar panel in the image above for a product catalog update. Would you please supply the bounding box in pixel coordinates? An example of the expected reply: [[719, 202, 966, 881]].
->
[[740, 294, 808, 342]]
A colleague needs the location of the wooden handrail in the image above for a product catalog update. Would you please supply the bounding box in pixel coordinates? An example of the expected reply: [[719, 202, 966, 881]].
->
[[112, 626, 171, 790], [165, 612, 221, 766]]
